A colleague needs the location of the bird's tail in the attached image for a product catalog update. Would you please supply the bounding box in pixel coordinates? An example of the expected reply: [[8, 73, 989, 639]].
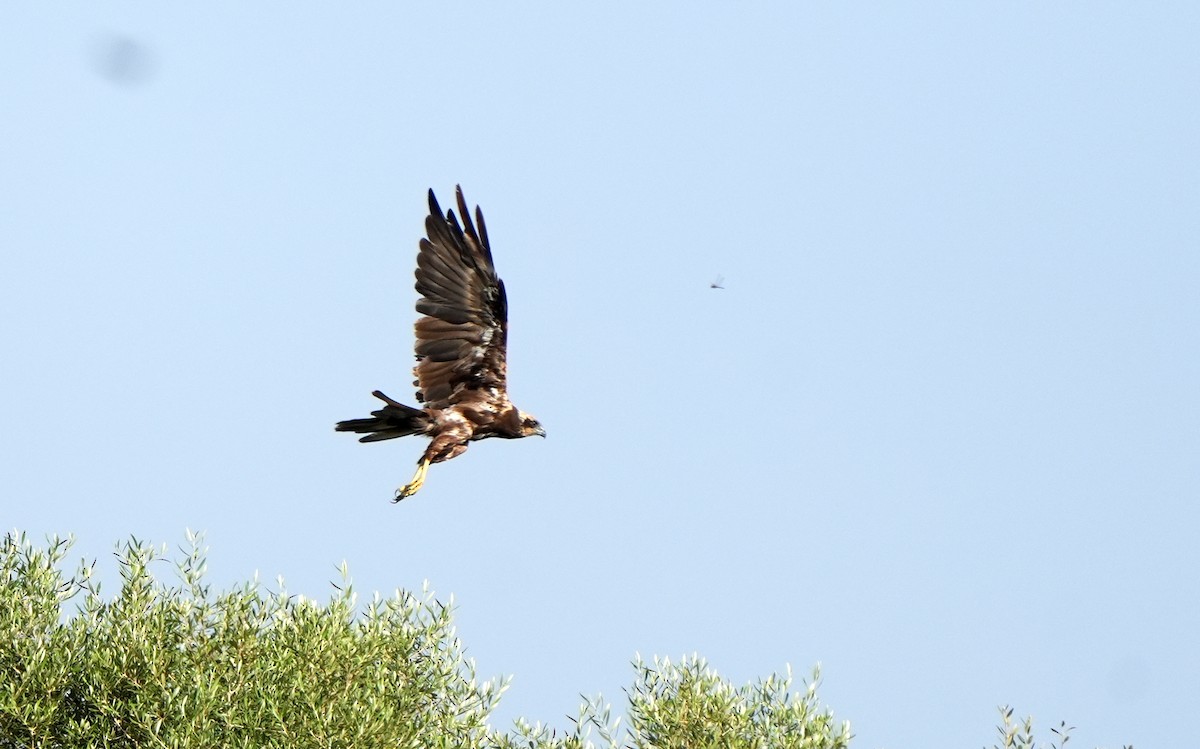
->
[[335, 391, 431, 443]]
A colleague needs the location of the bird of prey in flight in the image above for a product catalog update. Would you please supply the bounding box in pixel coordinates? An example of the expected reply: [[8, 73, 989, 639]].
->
[[336, 186, 544, 501]]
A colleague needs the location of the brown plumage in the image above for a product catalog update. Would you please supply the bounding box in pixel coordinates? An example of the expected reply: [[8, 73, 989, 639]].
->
[[336, 186, 544, 501]]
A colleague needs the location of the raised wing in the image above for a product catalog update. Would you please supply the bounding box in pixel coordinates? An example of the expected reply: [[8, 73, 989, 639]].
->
[[412, 186, 509, 409]]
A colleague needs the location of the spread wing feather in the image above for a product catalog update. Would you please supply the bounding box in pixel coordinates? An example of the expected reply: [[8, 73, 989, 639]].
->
[[412, 186, 509, 409]]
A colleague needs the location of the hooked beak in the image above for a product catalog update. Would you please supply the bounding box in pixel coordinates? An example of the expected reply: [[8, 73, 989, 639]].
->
[[535, 425, 547, 438]]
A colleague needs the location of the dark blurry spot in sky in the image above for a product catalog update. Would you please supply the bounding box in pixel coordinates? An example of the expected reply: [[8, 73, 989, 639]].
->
[[92, 33, 157, 86]]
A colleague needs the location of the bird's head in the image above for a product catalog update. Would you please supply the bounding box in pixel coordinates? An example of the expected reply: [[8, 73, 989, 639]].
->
[[519, 412, 546, 438]]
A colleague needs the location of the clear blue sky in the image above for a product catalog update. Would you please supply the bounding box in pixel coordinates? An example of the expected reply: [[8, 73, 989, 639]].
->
[[3, 5, 1197, 747]]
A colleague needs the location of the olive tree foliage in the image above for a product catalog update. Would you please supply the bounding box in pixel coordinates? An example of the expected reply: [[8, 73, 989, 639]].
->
[[1, 531, 502, 748], [0, 532, 850, 748], [985, 707, 1133, 749], [497, 657, 850, 749]]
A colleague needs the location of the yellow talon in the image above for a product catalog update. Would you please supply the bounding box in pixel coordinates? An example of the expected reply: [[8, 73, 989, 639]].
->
[[393, 459, 430, 502]]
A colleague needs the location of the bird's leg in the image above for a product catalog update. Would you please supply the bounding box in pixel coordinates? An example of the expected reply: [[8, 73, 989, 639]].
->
[[393, 458, 431, 502]]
